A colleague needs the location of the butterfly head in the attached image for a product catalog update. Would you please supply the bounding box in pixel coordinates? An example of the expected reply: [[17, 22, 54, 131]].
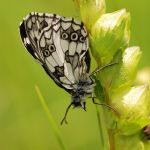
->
[[71, 76, 95, 109]]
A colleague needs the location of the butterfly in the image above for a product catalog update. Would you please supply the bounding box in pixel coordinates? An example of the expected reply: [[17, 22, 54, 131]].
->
[[19, 12, 116, 124]]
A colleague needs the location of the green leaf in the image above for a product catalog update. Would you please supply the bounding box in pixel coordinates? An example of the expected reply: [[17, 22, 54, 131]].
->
[[93, 76, 105, 102]]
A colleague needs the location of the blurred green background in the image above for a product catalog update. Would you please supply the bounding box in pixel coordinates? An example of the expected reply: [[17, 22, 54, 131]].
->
[[0, 0, 149, 150]]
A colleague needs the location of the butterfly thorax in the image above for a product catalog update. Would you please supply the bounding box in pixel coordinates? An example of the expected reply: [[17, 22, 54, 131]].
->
[[71, 75, 94, 107]]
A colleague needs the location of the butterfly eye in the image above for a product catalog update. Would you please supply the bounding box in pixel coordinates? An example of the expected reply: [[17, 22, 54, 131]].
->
[[71, 32, 78, 41], [79, 36, 85, 42], [49, 44, 56, 52], [61, 32, 69, 40], [44, 49, 50, 57]]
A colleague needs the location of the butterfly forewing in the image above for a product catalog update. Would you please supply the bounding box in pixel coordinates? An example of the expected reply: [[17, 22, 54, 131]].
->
[[20, 12, 90, 93]]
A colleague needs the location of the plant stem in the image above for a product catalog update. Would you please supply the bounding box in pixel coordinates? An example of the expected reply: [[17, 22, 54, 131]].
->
[[109, 130, 115, 150], [35, 85, 67, 150], [96, 105, 109, 150]]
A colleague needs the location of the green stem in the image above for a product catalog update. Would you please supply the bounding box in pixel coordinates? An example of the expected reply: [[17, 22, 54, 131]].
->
[[35, 85, 67, 150], [96, 105, 109, 150], [109, 130, 115, 150]]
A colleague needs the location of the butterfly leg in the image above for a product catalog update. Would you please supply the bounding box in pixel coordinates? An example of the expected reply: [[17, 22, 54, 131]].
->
[[91, 93, 119, 116], [90, 62, 118, 76], [60, 103, 73, 125], [83, 102, 86, 111]]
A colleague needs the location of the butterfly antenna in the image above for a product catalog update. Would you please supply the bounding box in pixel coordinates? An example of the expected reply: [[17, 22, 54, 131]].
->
[[92, 96, 119, 117], [90, 62, 118, 77], [60, 102, 73, 125]]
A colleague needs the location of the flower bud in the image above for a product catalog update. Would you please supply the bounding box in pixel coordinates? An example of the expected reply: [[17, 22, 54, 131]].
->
[[114, 85, 150, 135], [74, 0, 106, 30], [123, 46, 141, 76], [111, 46, 141, 93], [90, 9, 130, 65], [136, 67, 150, 86], [97, 46, 141, 96], [143, 125, 150, 140]]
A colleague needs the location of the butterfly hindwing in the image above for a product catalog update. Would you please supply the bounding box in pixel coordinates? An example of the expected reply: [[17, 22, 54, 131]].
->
[[20, 12, 90, 93]]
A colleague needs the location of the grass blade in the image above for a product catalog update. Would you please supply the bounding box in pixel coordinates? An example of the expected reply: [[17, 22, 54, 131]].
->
[[35, 85, 67, 150]]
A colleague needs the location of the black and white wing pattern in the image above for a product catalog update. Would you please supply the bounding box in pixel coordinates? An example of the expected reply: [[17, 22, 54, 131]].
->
[[19, 12, 90, 93]]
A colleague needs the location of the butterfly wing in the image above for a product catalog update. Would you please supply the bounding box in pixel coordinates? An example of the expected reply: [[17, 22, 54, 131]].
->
[[19, 12, 90, 93]]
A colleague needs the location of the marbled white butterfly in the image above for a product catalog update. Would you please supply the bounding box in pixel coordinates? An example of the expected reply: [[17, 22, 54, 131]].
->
[[19, 12, 116, 124]]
